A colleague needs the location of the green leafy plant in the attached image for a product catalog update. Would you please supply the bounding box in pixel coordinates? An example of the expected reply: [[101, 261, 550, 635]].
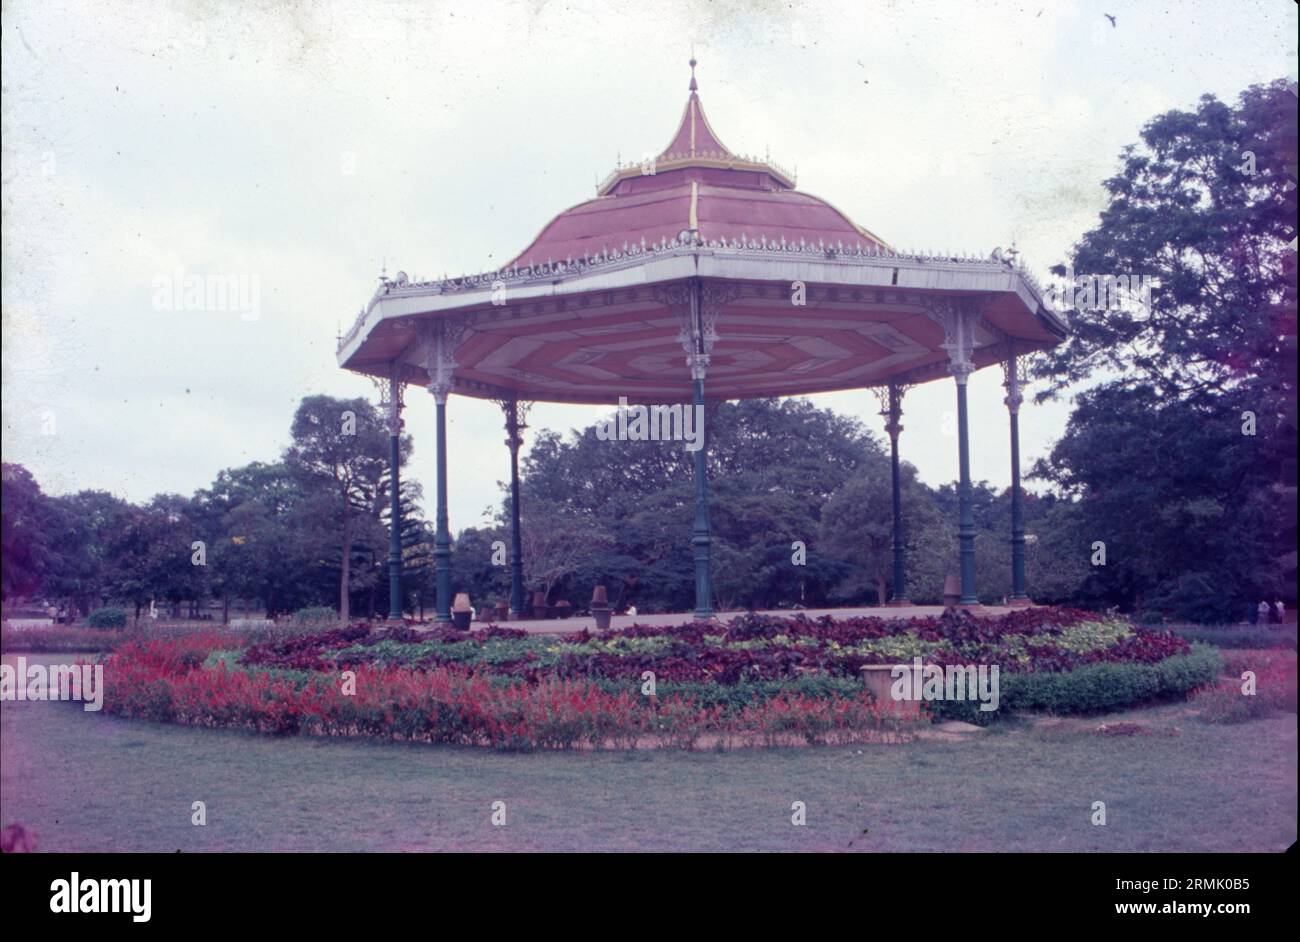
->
[[87, 607, 127, 630]]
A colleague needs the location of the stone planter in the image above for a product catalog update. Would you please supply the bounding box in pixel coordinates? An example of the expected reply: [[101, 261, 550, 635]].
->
[[555, 600, 572, 619], [860, 663, 922, 717], [531, 592, 548, 620], [495, 600, 510, 622], [452, 593, 472, 631]]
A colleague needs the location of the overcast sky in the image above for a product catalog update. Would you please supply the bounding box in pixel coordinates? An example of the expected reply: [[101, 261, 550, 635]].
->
[[3, 0, 1296, 529]]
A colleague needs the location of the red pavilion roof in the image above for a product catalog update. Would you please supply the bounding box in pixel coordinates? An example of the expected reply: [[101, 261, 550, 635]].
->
[[337, 62, 1066, 406]]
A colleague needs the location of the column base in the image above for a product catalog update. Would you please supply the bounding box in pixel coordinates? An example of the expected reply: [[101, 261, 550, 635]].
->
[[1006, 596, 1033, 608]]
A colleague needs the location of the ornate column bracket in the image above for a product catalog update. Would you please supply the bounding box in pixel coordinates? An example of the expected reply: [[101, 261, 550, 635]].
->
[[1001, 355, 1029, 415], [871, 381, 911, 438], [697, 282, 738, 356], [421, 317, 466, 403], [495, 396, 533, 452], [655, 281, 737, 378], [373, 367, 406, 434], [923, 296, 979, 384]]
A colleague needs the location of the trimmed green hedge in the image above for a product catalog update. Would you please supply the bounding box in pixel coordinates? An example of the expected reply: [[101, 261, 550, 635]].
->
[[1168, 625, 1296, 650], [929, 645, 1222, 724], [87, 607, 127, 630]]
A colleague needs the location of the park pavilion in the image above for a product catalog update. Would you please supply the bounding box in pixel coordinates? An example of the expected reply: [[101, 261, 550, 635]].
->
[[336, 61, 1067, 626]]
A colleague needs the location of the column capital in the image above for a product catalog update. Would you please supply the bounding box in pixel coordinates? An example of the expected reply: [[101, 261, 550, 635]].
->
[[1002, 356, 1029, 414], [373, 370, 406, 434], [872, 382, 911, 434], [655, 280, 737, 361], [923, 296, 979, 384], [421, 318, 465, 404], [497, 397, 531, 451]]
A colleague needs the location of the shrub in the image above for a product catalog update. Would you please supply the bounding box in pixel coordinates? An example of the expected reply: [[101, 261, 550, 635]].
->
[[1168, 625, 1297, 650], [292, 606, 338, 626], [1, 625, 123, 653], [87, 607, 127, 630], [928, 645, 1222, 724]]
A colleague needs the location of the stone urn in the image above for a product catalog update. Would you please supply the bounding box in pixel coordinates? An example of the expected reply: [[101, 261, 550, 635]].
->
[[590, 585, 612, 631], [495, 600, 509, 622], [555, 600, 572, 619], [942, 573, 961, 609], [452, 593, 472, 630], [531, 591, 548, 620]]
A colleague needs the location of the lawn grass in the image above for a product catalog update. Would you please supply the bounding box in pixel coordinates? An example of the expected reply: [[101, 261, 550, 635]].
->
[[2, 654, 1294, 852]]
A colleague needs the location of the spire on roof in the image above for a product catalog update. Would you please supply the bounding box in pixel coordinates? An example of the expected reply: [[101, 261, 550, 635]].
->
[[659, 56, 734, 160]]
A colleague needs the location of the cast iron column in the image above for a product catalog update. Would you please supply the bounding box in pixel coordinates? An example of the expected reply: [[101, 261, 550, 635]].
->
[[433, 391, 452, 624], [883, 382, 910, 604], [1004, 357, 1029, 605], [955, 377, 978, 604], [689, 282, 713, 620], [425, 321, 458, 627], [504, 398, 527, 617], [689, 360, 713, 620], [933, 297, 979, 606], [385, 373, 404, 625]]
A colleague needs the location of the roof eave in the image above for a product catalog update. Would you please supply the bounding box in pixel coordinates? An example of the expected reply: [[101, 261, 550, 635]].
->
[[337, 247, 1066, 371]]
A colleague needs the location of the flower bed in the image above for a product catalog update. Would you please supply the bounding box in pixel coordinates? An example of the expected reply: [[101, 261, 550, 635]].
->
[[96, 635, 921, 749], [239, 607, 1193, 684], [85, 608, 1220, 749]]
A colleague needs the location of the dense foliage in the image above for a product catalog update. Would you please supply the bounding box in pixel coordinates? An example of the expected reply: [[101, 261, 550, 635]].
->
[[1033, 79, 1297, 620]]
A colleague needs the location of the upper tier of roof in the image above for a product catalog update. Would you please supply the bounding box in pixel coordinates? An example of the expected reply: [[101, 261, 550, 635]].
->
[[508, 62, 889, 268]]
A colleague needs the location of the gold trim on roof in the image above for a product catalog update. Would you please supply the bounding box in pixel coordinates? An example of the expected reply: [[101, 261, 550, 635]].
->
[[597, 155, 795, 196]]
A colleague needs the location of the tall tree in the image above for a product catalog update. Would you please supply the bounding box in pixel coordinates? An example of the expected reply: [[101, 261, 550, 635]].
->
[[1, 464, 55, 602], [1037, 78, 1297, 402], [284, 396, 398, 624]]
